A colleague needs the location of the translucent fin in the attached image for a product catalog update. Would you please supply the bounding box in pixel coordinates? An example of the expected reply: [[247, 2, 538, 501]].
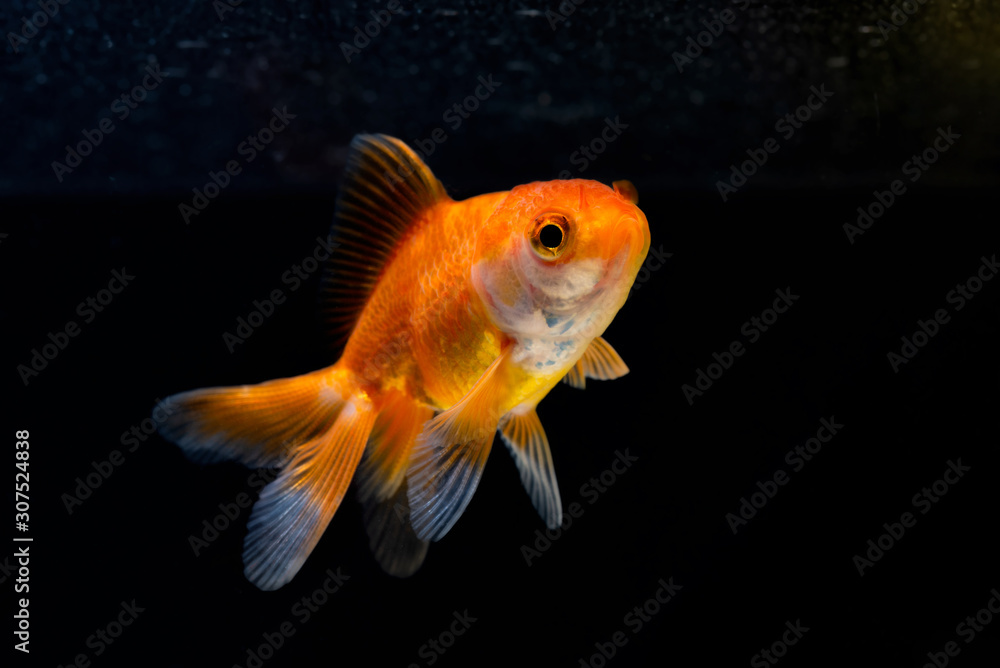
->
[[355, 389, 433, 577], [563, 364, 586, 390], [321, 134, 450, 350], [499, 408, 563, 529], [356, 389, 434, 504], [243, 398, 376, 591], [613, 180, 639, 204], [561, 336, 629, 390], [407, 348, 511, 541], [156, 367, 345, 468], [361, 477, 429, 578]]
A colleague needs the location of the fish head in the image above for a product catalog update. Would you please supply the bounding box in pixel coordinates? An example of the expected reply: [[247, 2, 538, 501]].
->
[[472, 179, 650, 341]]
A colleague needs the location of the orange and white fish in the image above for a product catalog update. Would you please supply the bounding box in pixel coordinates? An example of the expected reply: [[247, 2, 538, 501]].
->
[[157, 134, 650, 589]]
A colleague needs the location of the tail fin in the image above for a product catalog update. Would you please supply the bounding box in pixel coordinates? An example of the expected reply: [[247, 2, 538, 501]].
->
[[156, 367, 348, 468], [156, 366, 375, 590]]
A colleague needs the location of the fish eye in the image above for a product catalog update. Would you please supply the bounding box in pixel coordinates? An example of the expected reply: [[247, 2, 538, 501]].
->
[[530, 213, 571, 259], [539, 223, 563, 249]]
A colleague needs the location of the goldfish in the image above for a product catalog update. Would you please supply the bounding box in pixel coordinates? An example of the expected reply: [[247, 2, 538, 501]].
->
[[157, 134, 651, 589]]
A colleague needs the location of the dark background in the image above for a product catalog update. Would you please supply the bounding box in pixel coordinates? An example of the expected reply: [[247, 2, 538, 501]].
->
[[4, 1, 998, 667]]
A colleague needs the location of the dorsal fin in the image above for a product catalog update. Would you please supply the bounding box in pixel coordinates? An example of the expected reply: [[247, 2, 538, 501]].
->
[[321, 134, 450, 349]]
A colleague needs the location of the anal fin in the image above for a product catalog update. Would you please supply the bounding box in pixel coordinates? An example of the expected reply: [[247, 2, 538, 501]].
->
[[357, 389, 433, 504], [362, 477, 429, 578], [356, 389, 433, 577]]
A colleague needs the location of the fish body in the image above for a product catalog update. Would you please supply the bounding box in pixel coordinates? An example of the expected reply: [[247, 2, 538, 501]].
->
[[158, 135, 650, 589]]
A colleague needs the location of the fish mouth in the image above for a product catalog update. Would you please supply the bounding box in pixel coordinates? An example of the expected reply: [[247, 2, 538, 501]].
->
[[591, 215, 646, 291], [604, 214, 649, 268]]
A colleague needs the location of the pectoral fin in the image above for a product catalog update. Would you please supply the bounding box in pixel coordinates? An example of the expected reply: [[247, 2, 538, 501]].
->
[[499, 408, 563, 529], [562, 336, 629, 389], [406, 347, 510, 541]]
